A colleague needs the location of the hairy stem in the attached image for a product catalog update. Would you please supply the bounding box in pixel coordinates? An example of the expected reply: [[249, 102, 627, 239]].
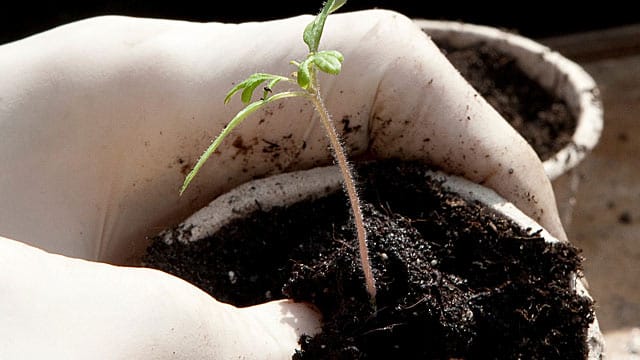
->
[[309, 84, 376, 303]]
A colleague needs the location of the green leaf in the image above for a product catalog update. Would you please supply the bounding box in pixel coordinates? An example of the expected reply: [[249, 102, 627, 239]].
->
[[303, 0, 346, 53], [312, 50, 344, 75], [328, 0, 346, 13], [224, 73, 289, 104], [181, 91, 307, 194], [297, 57, 313, 89], [262, 77, 281, 100], [181, 100, 266, 194]]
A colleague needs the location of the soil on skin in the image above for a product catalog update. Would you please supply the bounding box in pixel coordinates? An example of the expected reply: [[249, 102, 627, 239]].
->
[[436, 42, 577, 161], [144, 160, 594, 359]]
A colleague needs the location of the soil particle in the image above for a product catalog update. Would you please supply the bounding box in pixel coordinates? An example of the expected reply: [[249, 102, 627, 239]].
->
[[618, 211, 632, 224], [232, 136, 250, 151], [176, 157, 191, 176], [341, 117, 362, 135]]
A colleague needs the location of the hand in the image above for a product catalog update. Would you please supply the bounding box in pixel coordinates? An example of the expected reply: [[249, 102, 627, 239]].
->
[[0, 10, 566, 358]]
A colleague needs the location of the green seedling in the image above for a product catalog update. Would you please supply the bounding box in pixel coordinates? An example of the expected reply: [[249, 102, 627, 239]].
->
[[180, 0, 376, 303]]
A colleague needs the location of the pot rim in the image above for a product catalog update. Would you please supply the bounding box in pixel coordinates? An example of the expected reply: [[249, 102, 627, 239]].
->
[[157, 164, 603, 358], [414, 19, 604, 180]]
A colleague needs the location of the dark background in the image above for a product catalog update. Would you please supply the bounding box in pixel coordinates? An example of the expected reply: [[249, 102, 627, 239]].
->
[[1, 1, 637, 45]]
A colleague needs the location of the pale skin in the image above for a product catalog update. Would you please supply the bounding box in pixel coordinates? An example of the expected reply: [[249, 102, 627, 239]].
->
[[0, 10, 566, 358]]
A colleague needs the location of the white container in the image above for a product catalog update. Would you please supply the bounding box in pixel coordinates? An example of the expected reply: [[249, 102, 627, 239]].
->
[[414, 20, 604, 228], [156, 165, 604, 359]]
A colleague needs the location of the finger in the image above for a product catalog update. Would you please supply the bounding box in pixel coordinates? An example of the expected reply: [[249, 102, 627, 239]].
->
[[341, 12, 567, 241], [0, 236, 321, 359], [237, 299, 323, 356]]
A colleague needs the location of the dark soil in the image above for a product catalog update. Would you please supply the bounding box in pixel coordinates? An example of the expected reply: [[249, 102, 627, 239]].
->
[[144, 160, 594, 359], [436, 42, 577, 161]]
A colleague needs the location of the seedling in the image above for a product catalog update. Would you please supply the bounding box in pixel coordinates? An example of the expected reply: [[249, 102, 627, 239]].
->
[[180, 0, 376, 303]]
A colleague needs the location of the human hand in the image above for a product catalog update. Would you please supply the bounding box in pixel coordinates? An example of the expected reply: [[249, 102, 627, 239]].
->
[[0, 9, 566, 358], [0, 236, 320, 359]]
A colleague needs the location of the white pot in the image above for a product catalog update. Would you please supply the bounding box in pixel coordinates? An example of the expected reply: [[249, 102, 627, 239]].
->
[[414, 20, 604, 228], [156, 164, 604, 359]]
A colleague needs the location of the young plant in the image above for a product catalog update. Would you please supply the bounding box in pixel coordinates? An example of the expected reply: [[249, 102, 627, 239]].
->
[[180, 0, 376, 302]]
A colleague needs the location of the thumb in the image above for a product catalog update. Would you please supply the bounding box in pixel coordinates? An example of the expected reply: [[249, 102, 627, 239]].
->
[[234, 300, 323, 357], [0, 237, 321, 359]]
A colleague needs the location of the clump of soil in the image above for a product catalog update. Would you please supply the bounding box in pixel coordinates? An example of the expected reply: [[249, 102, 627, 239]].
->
[[436, 42, 577, 161], [144, 160, 594, 359]]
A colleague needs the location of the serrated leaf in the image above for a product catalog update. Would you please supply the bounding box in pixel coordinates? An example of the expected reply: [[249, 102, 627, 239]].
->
[[312, 50, 344, 75], [262, 77, 282, 100], [328, 0, 346, 13], [303, 20, 318, 53], [304, 0, 343, 53], [224, 73, 289, 104], [225, 74, 267, 104], [297, 58, 313, 89]]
